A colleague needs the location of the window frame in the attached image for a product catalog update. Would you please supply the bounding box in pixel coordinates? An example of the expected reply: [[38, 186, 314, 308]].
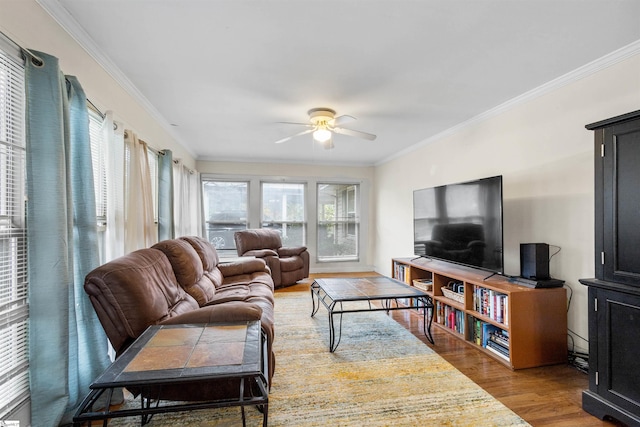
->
[[316, 182, 360, 262], [201, 179, 250, 253], [200, 173, 370, 272]]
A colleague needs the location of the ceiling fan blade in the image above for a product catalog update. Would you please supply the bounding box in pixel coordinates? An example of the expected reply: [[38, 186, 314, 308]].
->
[[277, 121, 314, 127], [333, 126, 377, 141], [274, 128, 314, 144], [330, 115, 356, 127]]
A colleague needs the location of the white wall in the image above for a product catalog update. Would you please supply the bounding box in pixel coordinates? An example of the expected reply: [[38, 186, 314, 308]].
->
[[0, 0, 195, 168], [374, 53, 640, 354], [197, 160, 376, 272]]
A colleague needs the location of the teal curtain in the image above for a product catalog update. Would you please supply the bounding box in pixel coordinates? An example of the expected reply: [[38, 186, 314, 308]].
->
[[25, 51, 110, 426], [158, 149, 175, 240]]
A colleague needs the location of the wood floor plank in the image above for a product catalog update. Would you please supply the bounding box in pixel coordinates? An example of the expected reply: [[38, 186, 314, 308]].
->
[[295, 273, 625, 427]]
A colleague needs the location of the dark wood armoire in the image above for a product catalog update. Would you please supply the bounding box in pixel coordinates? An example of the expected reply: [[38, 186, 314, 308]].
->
[[580, 110, 640, 427]]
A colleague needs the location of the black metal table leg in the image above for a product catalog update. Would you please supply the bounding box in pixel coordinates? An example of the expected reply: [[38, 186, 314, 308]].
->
[[329, 302, 344, 352], [421, 297, 435, 345]]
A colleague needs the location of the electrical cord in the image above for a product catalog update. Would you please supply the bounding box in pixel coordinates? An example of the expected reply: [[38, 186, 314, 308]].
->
[[562, 280, 590, 372]]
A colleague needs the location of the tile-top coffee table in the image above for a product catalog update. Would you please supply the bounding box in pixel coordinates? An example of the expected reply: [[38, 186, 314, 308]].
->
[[311, 276, 434, 352], [73, 321, 268, 426]]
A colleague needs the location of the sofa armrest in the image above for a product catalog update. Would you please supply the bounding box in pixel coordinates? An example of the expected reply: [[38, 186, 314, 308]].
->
[[219, 258, 269, 277], [277, 246, 307, 257], [242, 249, 279, 258], [467, 240, 486, 249], [159, 301, 263, 325]]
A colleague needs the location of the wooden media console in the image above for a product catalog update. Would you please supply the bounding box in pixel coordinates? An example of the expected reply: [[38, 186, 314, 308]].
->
[[392, 257, 567, 369]]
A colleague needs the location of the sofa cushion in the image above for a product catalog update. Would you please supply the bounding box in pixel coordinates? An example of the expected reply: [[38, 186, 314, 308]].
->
[[181, 236, 225, 289], [84, 248, 199, 354], [180, 236, 219, 270], [153, 239, 216, 306], [218, 258, 269, 278], [220, 271, 275, 304], [204, 286, 251, 305], [160, 301, 262, 326]]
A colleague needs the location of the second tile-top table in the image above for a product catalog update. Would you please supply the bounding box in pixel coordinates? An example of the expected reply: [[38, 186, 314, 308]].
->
[[311, 276, 434, 352]]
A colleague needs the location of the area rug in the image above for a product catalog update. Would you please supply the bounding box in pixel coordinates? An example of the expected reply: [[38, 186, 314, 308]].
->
[[112, 291, 530, 426]]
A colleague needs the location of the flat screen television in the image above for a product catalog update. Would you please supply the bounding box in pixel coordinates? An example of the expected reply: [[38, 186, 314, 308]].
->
[[413, 175, 503, 274]]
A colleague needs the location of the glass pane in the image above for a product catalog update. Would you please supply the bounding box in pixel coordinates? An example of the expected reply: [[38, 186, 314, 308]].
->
[[88, 111, 107, 223], [317, 183, 359, 261], [262, 182, 305, 222], [202, 181, 248, 251], [261, 222, 305, 247], [261, 182, 306, 246]]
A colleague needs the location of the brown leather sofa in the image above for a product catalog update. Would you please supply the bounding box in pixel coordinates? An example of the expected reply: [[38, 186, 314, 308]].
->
[[84, 236, 275, 401], [234, 228, 310, 288]]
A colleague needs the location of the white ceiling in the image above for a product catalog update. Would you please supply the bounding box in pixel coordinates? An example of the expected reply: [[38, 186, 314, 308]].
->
[[43, 0, 640, 166]]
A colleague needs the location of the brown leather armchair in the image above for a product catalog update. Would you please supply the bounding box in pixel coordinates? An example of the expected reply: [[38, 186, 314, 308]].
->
[[234, 228, 310, 288]]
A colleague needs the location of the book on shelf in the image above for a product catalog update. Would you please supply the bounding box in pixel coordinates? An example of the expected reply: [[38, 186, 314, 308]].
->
[[473, 285, 509, 325], [489, 329, 510, 348], [471, 319, 510, 354], [485, 341, 510, 361], [393, 262, 411, 284], [436, 301, 465, 335]]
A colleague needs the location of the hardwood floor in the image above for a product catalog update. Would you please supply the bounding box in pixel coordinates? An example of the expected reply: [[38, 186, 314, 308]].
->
[[283, 273, 625, 427]]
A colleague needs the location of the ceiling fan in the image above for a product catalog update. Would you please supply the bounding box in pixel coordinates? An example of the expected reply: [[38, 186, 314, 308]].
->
[[274, 108, 377, 149]]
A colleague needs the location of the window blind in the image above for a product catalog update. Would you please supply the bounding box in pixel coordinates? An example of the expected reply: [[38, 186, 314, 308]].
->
[[89, 110, 107, 226], [0, 40, 29, 418]]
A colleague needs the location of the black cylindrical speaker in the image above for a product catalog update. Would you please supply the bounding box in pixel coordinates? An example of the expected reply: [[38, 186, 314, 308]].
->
[[520, 243, 550, 280]]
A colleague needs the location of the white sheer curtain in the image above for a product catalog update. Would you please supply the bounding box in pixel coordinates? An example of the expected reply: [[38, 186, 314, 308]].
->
[[102, 111, 126, 262], [173, 159, 201, 237], [125, 130, 157, 251]]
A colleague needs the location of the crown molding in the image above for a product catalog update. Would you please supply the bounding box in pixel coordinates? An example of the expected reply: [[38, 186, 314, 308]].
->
[[36, 0, 196, 158], [378, 38, 640, 166]]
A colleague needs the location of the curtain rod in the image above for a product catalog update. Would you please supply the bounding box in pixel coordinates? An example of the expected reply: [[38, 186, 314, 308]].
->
[[0, 32, 116, 131], [0, 30, 44, 66], [87, 98, 118, 131], [86, 98, 104, 118], [172, 158, 195, 175]]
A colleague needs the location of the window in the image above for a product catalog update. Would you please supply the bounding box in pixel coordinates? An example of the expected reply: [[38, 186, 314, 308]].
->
[[261, 182, 305, 246], [317, 183, 359, 261], [88, 109, 107, 227], [202, 180, 248, 252], [201, 174, 369, 267], [0, 42, 29, 419]]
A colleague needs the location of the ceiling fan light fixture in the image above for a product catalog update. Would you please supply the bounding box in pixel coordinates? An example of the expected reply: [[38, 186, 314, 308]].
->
[[313, 128, 332, 143], [274, 107, 376, 147]]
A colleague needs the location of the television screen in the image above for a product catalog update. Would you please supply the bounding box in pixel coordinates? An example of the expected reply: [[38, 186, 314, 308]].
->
[[413, 175, 503, 274]]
